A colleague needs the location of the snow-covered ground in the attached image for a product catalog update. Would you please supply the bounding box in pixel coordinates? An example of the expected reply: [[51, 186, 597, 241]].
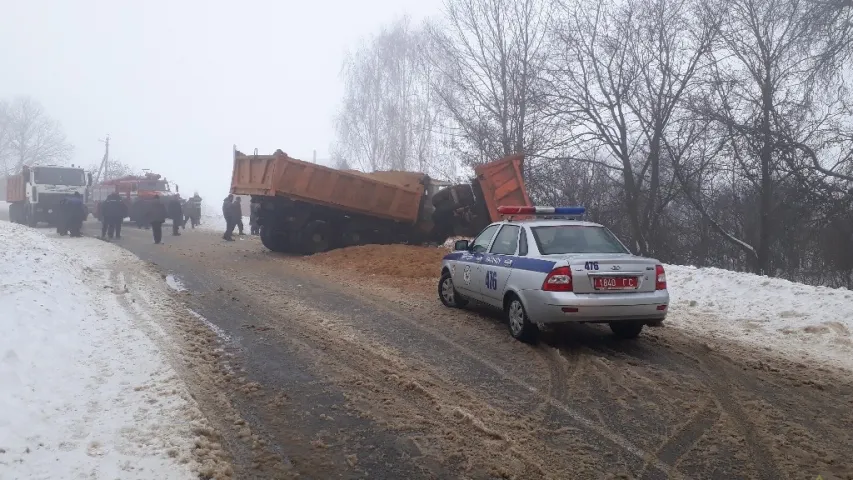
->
[[0, 221, 214, 479], [666, 265, 853, 372]]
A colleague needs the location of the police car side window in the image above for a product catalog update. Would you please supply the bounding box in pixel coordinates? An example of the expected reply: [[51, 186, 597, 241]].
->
[[471, 224, 501, 253], [518, 227, 528, 256], [490, 225, 520, 255]]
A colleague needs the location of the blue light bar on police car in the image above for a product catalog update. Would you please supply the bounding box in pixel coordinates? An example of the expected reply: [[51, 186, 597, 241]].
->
[[496, 206, 586, 215]]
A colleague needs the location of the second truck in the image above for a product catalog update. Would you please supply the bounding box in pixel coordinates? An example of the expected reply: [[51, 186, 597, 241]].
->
[[6, 165, 92, 227], [230, 148, 532, 254]]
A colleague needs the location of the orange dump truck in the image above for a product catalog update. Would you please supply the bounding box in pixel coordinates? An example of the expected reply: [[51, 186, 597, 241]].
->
[[230, 147, 532, 254]]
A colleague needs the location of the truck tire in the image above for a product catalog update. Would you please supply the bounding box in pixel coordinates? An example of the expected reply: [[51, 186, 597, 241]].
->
[[26, 207, 38, 227], [300, 220, 332, 254], [260, 225, 290, 252]]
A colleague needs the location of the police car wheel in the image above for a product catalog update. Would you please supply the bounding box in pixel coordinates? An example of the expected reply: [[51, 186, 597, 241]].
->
[[438, 272, 467, 308], [506, 296, 538, 343], [609, 321, 644, 339]]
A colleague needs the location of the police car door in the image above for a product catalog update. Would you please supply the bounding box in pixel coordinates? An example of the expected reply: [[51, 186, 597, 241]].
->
[[456, 224, 501, 300], [480, 224, 521, 307]]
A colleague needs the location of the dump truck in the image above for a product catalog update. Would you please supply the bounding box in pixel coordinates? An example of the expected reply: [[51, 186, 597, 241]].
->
[[230, 147, 531, 254], [6, 165, 92, 226]]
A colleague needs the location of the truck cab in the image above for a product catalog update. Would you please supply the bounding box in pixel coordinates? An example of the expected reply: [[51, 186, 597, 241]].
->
[[6, 165, 92, 226]]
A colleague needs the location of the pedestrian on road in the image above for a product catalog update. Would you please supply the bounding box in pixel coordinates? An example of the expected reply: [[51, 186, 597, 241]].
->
[[168, 195, 184, 236], [188, 193, 202, 228], [66, 192, 86, 238], [232, 196, 244, 236], [56, 198, 69, 236], [101, 192, 126, 239], [222, 194, 236, 241], [149, 195, 168, 244], [250, 202, 260, 235]]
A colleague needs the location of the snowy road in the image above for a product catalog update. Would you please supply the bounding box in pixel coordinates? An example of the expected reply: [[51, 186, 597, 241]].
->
[[0, 221, 229, 479], [3, 213, 853, 479]]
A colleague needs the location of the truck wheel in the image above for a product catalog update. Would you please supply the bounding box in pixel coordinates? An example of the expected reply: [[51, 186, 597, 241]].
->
[[340, 225, 364, 247], [300, 220, 332, 254], [260, 225, 289, 252], [26, 209, 38, 227]]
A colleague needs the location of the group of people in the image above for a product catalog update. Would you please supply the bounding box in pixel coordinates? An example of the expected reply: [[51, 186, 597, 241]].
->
[[221, 194, 243, 241], [56, 192, 88, 237], [221, 194, 261, 240], [97, 192, 203, 244]]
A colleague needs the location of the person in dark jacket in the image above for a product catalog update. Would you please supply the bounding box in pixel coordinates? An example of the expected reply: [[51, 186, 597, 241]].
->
[[232, 196, 244, 235], [56, 198, 69, 236], [100, 192, 126, 239], [167, 195, 184, 236], [148, 195, 168, 244], [250, 201, 260, 235], [66, 192, 86, 237], [222, 194, 236, 241], [186, 193, 202, 228]]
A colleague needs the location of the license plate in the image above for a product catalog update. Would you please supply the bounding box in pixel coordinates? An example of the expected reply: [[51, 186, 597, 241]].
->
[[593, 276, 638, 290]]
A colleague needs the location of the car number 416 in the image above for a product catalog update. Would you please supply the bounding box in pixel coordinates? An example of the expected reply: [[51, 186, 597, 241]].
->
[[485, 270, 498, 290]]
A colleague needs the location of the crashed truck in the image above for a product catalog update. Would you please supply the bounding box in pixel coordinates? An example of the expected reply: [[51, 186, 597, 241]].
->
[[230, 147, 532, 254], [6, 165, 92, 226]]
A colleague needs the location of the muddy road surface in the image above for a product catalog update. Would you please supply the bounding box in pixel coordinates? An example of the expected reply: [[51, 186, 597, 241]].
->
[[11, 217, 853, 479]]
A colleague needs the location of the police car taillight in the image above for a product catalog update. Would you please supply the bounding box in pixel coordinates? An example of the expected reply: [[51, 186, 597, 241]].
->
[[655, 265, 667, 290], [542, 266, 573, 292]]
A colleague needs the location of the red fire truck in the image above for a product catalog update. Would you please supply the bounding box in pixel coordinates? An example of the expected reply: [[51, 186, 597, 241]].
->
[[90, 172, 179, 227]]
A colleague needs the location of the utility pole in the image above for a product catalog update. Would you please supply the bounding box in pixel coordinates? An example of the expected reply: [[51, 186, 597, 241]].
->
[[94, 135, 110, 184]]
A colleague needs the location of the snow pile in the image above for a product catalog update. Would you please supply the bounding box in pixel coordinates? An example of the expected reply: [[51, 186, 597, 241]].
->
[[0, 221, 204, 479], [666, 265, 853, 371]]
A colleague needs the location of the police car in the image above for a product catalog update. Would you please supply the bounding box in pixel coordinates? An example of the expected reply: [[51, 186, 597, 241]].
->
[[438, 206, 669, 343]]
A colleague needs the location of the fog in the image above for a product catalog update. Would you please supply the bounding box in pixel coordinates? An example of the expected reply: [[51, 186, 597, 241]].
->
[[0, 0, 440, 205]]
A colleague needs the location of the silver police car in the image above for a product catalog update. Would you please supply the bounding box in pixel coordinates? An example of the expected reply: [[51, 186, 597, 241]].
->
[[438, 206, 669, 343]]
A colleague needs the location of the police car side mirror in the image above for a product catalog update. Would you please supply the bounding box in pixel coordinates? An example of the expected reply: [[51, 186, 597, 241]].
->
[[454, 239, 470, 251]]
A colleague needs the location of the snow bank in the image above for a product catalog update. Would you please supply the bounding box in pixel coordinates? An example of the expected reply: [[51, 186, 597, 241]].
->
[[0, 222, 203, 479], [666, 265, 853, 371]]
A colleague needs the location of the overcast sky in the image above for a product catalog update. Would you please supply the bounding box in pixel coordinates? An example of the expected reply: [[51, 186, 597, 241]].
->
[[1, 0, 441, 202]]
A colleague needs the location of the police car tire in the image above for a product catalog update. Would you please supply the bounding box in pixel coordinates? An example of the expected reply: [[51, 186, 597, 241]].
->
[[609, 321, 644, 339], [506, 296, 539, 344], [438, 272, 468, 308]]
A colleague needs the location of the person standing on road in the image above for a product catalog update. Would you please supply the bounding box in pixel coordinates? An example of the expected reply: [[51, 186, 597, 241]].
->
[[168, 195, 184, 236], [222, 194, 236, 241], [100, 192, 125, 240], [66, 192, 86, 238], [56, 198, 69, 236], [188, 193, 202, 228], [232, 196, 244, 236], [148, 195, 168, 244], [250, 201, 260, 235]]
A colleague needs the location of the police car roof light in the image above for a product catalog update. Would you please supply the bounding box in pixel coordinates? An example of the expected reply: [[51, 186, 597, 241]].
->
[[496, 206, 586, 216]]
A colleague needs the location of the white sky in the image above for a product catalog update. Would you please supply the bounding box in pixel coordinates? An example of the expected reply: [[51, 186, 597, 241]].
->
[[0, 0, 441, 201]]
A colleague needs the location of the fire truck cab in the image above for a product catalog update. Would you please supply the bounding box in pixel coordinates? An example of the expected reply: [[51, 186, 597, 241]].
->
[[90, 173, 179, 226]]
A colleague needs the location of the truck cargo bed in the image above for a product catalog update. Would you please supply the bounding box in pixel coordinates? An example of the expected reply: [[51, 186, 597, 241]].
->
[[231, 150, 426, 224], [474, 154, 532, 222]]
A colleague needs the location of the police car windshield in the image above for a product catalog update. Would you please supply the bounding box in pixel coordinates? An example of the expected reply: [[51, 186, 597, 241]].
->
[[33, 167, 86, 186], [531, 225, 628, 255]]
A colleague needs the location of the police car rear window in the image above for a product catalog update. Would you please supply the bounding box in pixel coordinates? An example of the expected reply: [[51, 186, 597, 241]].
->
[[531, 226, 628, 255]]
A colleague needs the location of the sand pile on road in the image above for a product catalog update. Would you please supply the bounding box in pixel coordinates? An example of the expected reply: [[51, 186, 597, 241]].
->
[[304, 244, 449, 279]]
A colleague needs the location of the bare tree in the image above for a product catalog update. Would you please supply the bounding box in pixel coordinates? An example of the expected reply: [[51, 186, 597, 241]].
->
[[428, 0, 555, 167], [333, 17, 454, 178], [684, 0, 853, 274], [546, 0, 718, 255], [1, 97, 72, 177]]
